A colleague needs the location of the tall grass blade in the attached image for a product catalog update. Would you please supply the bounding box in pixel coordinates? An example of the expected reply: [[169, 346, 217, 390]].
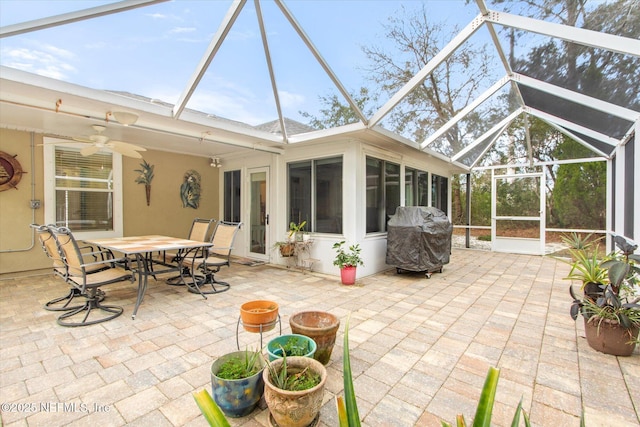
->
[[343, 314, 361, 427], [472, 366, 500, 427], [193, 389, 231, 427], [336, 396, 348, 427]]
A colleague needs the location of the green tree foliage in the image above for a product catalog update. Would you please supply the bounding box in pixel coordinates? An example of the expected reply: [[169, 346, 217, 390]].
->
[[299, 87, 375, 129], [552, 140, 606, 229]]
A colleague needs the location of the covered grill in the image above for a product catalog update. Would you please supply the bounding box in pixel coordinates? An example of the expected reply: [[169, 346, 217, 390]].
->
[[386, 206, 453, 278]]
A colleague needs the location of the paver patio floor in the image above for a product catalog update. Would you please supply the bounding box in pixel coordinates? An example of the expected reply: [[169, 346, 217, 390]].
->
[[1, 249, 638, 426]]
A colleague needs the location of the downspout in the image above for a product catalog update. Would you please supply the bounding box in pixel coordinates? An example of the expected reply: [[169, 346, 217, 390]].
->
[[0, 132, 36, 253]]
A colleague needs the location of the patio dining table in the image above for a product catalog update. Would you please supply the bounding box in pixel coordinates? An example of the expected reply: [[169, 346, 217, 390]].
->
[[83, 235, 212, 319]]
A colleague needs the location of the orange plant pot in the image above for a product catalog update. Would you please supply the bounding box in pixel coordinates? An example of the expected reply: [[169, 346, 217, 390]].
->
[[240, 300, 279, 333]]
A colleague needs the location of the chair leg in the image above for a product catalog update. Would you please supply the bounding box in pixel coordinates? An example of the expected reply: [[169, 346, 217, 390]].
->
[[44, 288, 105, 311], [187, 268, 230, 298], [57, 288, 123, 327]]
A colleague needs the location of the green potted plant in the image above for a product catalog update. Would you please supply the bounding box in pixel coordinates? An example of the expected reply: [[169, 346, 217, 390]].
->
[[563, 246, 609, 300], [274, 241, 296, 257], [570, 236, 640, 356], [263, 350, 327, 427], [210, 349, 265, 417], [333, 241, 364, 285], [288, 220, 307, 242], [266, 334, 316, 361]]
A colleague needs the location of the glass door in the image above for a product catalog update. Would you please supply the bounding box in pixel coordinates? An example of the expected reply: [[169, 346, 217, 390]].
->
[[248, 167, 269, 260]]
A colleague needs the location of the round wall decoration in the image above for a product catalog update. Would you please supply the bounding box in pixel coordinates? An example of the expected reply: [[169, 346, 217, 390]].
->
[[0, 151, 23, 191]]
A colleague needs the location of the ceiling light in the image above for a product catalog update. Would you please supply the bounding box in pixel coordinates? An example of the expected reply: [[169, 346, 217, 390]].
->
[[112, 111, 138, 126]]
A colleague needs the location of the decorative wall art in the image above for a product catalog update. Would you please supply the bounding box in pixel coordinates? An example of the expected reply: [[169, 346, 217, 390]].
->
[[180, 169, 201, 209], [134, 160, 154, 206], [0, 151, 23, 191]]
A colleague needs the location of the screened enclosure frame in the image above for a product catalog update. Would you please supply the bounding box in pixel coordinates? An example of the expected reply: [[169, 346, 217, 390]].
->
[[1, 0, 638, 244]]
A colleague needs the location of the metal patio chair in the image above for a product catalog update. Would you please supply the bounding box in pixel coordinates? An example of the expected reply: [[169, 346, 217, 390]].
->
[[154, 217, 216, 285], [31, 224, 110, 312], [50, 226, 134, 326], [187, 221, 242, 299]]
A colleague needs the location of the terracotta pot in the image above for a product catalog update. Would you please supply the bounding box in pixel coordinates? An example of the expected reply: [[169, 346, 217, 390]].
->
[[584, 316, 639, 356], [263, 356, 327, 427], [290, 311, 340, 365], [340, 266, 357, 285], [280, 243, 295, 257], [240, 300, 279, 333], [210, 351, 265, 417]]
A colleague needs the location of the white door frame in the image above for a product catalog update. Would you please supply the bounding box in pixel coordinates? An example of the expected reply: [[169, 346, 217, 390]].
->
[[491, 171, 545, 255]]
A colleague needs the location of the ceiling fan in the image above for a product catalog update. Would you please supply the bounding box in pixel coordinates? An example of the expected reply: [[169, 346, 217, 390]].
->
[[70, 125, 147, 158]]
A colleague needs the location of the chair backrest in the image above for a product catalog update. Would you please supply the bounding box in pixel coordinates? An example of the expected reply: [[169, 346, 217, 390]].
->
[[189, 218, 216, 242], [49, 226, 86, 278], [209, 221, 242, 258], [30, 224, 66, 276]]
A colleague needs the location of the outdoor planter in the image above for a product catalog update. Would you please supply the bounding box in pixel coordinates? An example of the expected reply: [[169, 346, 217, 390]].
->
[[584, 317, 639, 357], [240, 300, 279, 333], [210, 350, 265, 417], [263, 356, 327, 427], [266, 334, 316, 361], [290, 311, 340, 365], [340, 266, 357, 285]]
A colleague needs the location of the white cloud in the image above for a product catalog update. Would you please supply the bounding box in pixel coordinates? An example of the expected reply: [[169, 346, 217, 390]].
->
[[169, 27, 196, 34], [277, 91, 306, 109], [0, 46, 77, 80]]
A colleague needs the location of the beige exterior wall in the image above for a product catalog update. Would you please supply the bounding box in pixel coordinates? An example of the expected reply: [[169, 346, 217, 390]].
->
[[0, 128, 219, 278]]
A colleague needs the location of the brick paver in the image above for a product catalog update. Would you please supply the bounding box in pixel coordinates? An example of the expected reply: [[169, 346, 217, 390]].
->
[[1, 249, 639, 426]]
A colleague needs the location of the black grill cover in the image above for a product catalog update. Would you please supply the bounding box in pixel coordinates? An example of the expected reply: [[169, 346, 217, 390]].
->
[[386, 206, 453, 272]]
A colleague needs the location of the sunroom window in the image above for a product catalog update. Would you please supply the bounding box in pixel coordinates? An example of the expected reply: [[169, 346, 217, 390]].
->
[[224, 170, 241, 223], [288, 156, 343, 234], [405, 166, 429, 206], [366, 156, 400, 233]]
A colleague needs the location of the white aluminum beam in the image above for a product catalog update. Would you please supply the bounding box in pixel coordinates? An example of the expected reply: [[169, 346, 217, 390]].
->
[[0, 0, 167, 38], [635, 122, 640, 242], [421, 75, 511, 148], [370, 14, 485, 128], [173, 0, 246, 119], [274, 0, 368, 125], [452, 108, 522, 162], [525, 107, 620, 149], [485, 10, 640, 57], [255, 0, 287, 142], [513, 73, 640, 122]]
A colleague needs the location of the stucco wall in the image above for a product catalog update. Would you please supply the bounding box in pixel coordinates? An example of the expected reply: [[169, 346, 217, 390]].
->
[[0, 128, 219, 277]]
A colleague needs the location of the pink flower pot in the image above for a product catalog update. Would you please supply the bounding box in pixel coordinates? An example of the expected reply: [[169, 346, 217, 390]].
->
[[340, 266, 357, 285]]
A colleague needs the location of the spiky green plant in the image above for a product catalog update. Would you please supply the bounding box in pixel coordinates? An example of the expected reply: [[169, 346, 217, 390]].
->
[[192, 389, 231, 427], [337, 314, 361, 427], [134, 160, 154, 185]]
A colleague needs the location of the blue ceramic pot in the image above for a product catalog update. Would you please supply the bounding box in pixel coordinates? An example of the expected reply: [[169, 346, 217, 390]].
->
[[210, 351, 265, 417], [266, 334, 317, 361]]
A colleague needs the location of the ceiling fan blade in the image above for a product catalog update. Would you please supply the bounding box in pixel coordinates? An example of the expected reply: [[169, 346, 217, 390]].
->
[[110, 140, 146, 152], [72, 136, 93, 143], [107, 144, 143, 158], [80, 145, 101, 157], [38, 141, 83, 147]]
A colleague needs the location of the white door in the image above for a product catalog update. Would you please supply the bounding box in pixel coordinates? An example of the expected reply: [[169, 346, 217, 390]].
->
[[248, 167, 269, 260], [491, 172, 545, 255]]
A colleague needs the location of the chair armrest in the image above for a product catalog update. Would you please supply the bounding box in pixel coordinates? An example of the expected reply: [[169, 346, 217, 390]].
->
[[80, 257, 128, 269]]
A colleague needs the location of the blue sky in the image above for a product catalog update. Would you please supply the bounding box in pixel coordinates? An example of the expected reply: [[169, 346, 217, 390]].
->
[[0, 1, 486, 126]]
